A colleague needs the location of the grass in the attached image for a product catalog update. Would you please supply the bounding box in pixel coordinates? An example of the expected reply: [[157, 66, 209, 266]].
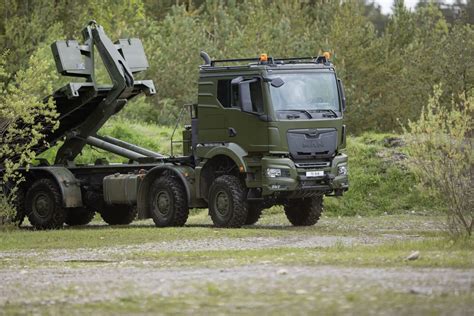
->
[[117, 238, 474, 269], [1, 213, 472, 269], [3, 286, 472, 316], [0, 212, 446, 251], [1, 213, 473, 315]]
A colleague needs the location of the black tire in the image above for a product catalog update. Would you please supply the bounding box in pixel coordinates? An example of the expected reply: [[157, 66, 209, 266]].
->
[[245, 204, 263, 225], [25, 179, 66, 230], [149, 176, 189, 227], [65, 207, 95, 226], [284, 196, 323, 226], [209, 175, 248, 228], [100, 204, 137, 225]]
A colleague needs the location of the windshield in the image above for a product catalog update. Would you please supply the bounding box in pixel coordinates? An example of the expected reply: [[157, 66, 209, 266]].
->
[[269, 73, 340, 112]]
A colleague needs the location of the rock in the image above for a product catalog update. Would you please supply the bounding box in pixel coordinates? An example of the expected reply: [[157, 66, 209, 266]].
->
[[407, 251, 420, 261], [277, 268, 288, 275]]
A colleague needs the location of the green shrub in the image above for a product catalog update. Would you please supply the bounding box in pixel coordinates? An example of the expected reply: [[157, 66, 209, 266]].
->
[[404, 87, 473, 237], [325, 133, 441, 216], [0, 47, 59, 226]]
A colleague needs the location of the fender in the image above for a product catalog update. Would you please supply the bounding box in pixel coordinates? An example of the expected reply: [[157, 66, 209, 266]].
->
[[194, 143, 248, 199], [195, 143, 248, 172], [136, 165, 194, 219], [28, 166, 83, 208]]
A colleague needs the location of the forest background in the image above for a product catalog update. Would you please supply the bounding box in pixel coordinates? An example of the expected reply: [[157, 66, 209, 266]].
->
[[0, 0, 472, 225]]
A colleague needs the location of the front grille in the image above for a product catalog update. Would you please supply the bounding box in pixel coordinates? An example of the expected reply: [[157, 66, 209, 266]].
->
[[287, 128, 337, 160], [295, 161, 330, 168]]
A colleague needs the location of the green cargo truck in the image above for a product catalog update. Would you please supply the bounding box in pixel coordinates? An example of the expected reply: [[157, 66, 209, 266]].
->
[[4, 22, 348, 229]]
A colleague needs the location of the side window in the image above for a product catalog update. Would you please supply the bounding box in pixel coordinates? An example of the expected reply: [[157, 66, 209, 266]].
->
[[217, 80, 232, 108], [217, 77, 264, 113], [249, 81, 264, 113]]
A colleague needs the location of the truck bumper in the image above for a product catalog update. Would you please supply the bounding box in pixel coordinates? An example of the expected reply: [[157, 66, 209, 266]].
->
[[260, 154, 349, 198]]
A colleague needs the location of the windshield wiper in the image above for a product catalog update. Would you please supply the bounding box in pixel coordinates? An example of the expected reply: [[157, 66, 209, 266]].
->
[[277, 109, 313, 119], [311, 109, 338, 118]]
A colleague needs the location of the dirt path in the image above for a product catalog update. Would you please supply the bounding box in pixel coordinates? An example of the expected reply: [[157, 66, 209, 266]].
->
[[1, 215, 472, 314], [1, 264, 473, 307]]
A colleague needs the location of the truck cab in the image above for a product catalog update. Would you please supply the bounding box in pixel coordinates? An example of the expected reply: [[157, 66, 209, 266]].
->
[[191, 53, 349, 227]]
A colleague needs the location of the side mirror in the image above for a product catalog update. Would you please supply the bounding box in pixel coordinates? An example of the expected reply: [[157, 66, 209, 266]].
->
[[232, 77, 262, 114], [270, 77, 284, 88], [231, 76, 244, 85], [238, 79, 256, 113], [262, 76, 285, 88], [337, 78, 346, 112]]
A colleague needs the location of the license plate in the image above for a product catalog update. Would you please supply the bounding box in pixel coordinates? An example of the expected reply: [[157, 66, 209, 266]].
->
[[306, 170, 324, 177]]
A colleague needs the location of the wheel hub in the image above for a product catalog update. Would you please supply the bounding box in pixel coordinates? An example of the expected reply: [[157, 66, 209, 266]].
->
[[215, 191, 230, 216], [156, 191, 171, 216], [33, 193, 52, 218]]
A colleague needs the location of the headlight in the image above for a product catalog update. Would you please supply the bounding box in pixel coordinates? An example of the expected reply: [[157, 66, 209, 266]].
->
[[266, 168, 282, 178], [338, 165, 348, 176]]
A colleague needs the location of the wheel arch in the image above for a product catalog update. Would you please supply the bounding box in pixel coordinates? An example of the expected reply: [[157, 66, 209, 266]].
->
[[198, 154, 243, 201], [25, 166, 82, 208]]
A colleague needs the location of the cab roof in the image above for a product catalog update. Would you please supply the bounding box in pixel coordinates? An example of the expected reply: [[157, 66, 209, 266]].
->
[[199, 54, 336, 74]]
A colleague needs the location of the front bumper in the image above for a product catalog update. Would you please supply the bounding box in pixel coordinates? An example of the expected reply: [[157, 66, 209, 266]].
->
[[260, 154, 349, 197]]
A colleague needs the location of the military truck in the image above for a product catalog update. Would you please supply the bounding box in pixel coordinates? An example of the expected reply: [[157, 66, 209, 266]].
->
[[5, 22, 348, 229]]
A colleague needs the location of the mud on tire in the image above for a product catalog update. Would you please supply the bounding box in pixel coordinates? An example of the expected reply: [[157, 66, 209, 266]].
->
[[284, 196, 323, 226], [149, 175, 189, 227], [209, 175, 248, 228]]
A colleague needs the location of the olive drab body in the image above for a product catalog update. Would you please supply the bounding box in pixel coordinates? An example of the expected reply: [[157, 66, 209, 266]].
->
[[3, 23, 348, 230]]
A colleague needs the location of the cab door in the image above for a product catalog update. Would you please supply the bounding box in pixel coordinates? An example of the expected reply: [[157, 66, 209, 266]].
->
[[225, 77, 269, 153]]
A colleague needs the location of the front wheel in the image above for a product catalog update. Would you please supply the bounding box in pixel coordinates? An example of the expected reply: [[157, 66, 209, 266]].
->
[[209, 175, 248, 228], [284, 196, 323, 226]]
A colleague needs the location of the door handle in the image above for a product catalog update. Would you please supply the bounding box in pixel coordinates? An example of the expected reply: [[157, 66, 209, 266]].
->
[[228, 127, 237, 137]]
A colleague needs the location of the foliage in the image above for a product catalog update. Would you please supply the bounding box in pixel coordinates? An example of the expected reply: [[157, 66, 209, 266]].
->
[[39, 118, 176, 164], [325, 132, 441, 216], [0, 49, 59, 225], [404, 86, 473, 237], [1, 0, 472, 132]]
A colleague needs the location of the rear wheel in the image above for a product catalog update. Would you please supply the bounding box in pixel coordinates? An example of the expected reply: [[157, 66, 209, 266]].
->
[[25, 179, 66, 230], [100, 204, 137, 225], [149, 176, 189, 227], [65, 207, 95, 226], [209, 175, 248, 228], [284, 196, 323, 226], [245, 204, 263, 225]]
